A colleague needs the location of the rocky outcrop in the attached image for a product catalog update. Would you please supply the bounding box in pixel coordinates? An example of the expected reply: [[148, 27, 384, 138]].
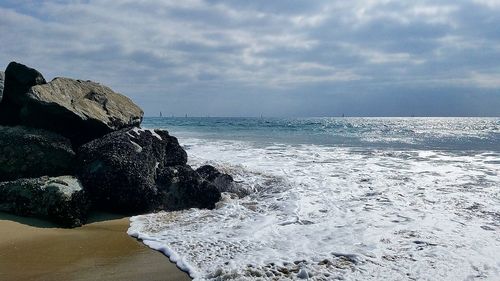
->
[[78, 127, 220, 213], [0, 126, 75, 181], [0, 176, 89, 227], [0, 62, 143, 145], [196, 165, 247, 197], [0, 62, 46, 125], [19, 77, 143, 145], [0, 61, 234, 228]]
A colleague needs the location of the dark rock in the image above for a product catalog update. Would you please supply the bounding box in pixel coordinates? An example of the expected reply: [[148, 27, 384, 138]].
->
[[0, 176, 90, 227], [2, 62, 47, 105], [78, 127, 219, 213], [19, 77, 143, 145], [0, 62, 46, 125], [0, 126, 75, 181], [196, 165, 248, 197], [157, 165, 221, 210]]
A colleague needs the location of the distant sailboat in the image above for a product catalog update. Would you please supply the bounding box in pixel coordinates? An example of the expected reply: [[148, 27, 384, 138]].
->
[[159, 111, 162, 117], [342, 113, 345, 117]]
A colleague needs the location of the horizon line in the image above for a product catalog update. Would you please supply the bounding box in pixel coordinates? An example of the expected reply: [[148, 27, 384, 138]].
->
[[143, 115, 500, 118]]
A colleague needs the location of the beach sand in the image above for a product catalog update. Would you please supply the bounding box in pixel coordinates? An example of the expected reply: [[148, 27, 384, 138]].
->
[[0, 212, 191, 281]]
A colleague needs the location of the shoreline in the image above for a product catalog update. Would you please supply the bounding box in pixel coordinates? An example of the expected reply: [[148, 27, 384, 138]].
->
[[0, 212, 191, 281]]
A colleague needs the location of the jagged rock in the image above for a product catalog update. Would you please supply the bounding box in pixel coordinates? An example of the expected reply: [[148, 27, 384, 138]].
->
[[78, 127, 219, 213], [0, 126, 75, 181], [0, 62, 46, 125], [196, 165, 248, 197], [0, 176, 90, 227], [157, 165, 221, 210], [18, 77, 143, 145]]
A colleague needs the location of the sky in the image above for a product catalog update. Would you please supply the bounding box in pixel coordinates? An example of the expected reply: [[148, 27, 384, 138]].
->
[[0, 0, 499, 117]]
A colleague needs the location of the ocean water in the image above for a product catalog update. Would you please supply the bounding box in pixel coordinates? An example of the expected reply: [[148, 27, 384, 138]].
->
[[128, 117, 500, 281]]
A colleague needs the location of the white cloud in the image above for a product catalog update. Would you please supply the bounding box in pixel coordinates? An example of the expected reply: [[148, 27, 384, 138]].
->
[[0, 0, 499, 116], [466, 72, 500, 88], [473, 0, 500, 8]]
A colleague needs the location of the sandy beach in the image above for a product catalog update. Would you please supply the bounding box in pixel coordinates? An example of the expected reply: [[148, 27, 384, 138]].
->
[[0, 212, 191, 281]]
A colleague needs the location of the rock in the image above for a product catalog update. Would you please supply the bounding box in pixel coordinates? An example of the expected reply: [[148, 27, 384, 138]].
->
[[0, 62, 46, 126], [0, 176, 90, 227], [2, 62, 47, 105], [157, 165, 221, 210], [19, 77, 143, 145], [297, 269, 309, 279], [78, 127, 219, 213], [196, 165, 248, 197], [0, 126, 75, 181]]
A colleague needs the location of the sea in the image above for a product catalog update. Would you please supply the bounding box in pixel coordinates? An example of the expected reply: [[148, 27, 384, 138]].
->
[[127, 117, 500, 281]]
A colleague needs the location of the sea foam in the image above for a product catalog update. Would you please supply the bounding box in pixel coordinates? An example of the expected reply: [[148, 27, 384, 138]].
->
[[129, 136, 500, 280]]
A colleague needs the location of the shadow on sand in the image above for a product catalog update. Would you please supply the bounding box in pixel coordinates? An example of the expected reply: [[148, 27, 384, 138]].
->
[[0, 211, 128, 228]]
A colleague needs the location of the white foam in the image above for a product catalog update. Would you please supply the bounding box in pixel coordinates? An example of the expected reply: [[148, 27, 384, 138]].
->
[[129, 138, 500, 280]]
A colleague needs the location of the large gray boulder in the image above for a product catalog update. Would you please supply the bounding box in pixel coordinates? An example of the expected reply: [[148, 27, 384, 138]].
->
[[78, 127, 220, 213], [0, 62, 46, 125], [0, 176, 90, 227], [19, 77, 144, 145], [0, 126, 75, 181]]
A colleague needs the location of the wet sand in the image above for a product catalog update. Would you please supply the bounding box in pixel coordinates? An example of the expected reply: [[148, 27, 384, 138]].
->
[[0, 212, 191, 281]]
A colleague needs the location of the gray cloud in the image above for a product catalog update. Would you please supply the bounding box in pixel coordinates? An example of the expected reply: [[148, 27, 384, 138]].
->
[[0, 0, 499, 116]]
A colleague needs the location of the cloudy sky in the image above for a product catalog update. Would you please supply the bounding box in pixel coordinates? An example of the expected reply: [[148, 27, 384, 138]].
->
[[1, 0, 499, 116]]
